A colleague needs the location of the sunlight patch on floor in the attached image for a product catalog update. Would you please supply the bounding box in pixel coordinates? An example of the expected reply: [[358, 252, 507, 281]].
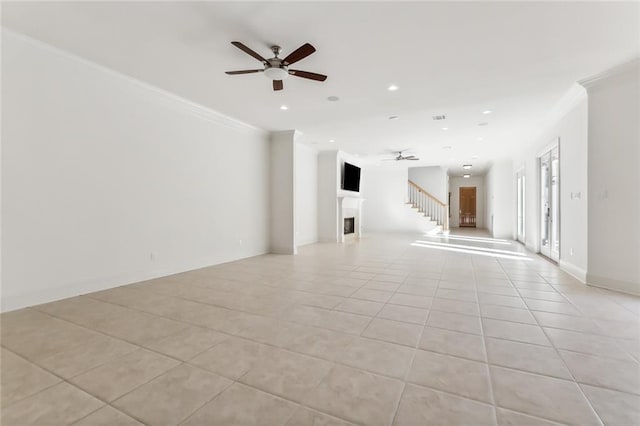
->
[[411, 240, 532, 261], [414, 240, 528, 257], [423, 234, 512, 245]]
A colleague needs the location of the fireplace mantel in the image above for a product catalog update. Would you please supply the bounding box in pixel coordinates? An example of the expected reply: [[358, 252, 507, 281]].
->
[[337, 196, 364, 242]]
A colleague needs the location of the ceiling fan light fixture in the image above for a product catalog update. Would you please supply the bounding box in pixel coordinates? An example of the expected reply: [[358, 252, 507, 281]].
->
[[227, 42, 325, 91], [264, 66, 289, 80]]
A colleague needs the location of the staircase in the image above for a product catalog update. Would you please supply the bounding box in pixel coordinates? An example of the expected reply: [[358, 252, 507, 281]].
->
[[407, 180, 450, 234]]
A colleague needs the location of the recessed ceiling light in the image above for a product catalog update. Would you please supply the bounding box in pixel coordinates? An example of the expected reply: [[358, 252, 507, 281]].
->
[[329, 139, 335, 143], [388, 84, 399, 91], [327, 96, 340, 102], [478, 122, 488, 126], [280, 105, 288, 110], [388, 115, 399, 120], [442, 127, 449, 131], [463, 164, 472, 170], [477, 137, 484, 141], [482, 110, 492, 114], [442, 146, 452, 150], [463, 173, 471, 178]]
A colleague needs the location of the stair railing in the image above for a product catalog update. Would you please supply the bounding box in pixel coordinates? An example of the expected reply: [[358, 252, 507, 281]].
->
[[407, 180, 449, 231]]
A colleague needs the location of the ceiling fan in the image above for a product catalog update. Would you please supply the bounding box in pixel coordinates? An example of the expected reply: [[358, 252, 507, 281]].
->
[[384, 151, 420, 161], [225, 41, 327, 91]]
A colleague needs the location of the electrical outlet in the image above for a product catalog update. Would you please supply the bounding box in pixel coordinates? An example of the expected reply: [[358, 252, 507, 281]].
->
[[150, 251, 158, 261]]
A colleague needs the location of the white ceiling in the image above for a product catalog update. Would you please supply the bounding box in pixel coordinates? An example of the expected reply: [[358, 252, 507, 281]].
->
[[3, 1, 639, 176]]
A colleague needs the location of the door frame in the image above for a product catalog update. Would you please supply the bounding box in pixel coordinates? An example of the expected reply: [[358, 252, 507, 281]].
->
[[459, 186, 477, 228], [537, 138, 560, 262], [515, 166, 526, 244]]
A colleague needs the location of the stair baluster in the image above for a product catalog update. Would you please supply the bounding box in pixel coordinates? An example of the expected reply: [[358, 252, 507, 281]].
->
[[407, 180, 449, 233]]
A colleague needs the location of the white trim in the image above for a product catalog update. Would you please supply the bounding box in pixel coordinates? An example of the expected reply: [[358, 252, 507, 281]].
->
[[559, 260, 586, 284], [1, 250, 271, 313], [586, 274, 640, 296], [537, 141, 561, 262], [296, 238, 319, 247], [2, 28, 266, 136], [529, 84, 586, 149], [579, 57, 640, 89], [536, 137, 559, 158], [0, 248, 269, 313], [548, 84, 588, 122]]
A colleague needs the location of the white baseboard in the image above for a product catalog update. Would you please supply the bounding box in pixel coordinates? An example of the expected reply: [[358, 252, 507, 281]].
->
[[558, 260, 587, 283], [1, 273, 147, 313], [1, 250, 269, 313], [270, 246, 297, 255], [296, 237, 319, 247], [586, 273, 640, 296]]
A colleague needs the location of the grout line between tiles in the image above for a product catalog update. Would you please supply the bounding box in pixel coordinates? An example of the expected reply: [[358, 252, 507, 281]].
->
[[4, 232, 638, 426], [500, 259, 606, 426]]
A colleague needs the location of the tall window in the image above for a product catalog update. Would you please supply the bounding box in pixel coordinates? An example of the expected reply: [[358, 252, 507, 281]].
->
[[539, 145, 560, 261]]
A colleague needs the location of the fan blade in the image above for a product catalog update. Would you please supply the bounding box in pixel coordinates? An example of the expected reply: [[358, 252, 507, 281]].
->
[[273, 80, 283, 91], [283, 43, 316, 65], [407, 157, 420, 160], [403, 155, 417, 159], [289, 70, 327, 81], [225, 69, 263, 75], [231, 41, 267, 64]]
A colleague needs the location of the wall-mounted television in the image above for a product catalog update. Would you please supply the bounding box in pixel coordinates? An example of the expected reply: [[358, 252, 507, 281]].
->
[[342, 162, 361, 192]]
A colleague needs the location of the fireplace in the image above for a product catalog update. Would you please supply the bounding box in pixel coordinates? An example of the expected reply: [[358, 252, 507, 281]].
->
[[337, 195, 364, 243], [344, 217, 355, 235]]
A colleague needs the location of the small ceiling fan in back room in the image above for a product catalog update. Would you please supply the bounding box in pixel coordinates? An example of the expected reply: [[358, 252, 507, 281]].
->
[[225, 41, 327, 91], [384, 151, 421, 161]]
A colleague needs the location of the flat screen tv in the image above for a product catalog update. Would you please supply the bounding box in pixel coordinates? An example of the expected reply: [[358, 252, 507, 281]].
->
[[342, 162, 361, 192]]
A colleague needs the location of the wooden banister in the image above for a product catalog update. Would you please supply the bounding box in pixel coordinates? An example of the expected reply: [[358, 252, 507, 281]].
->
[[407, 180, 449, 232], [408, 180, 446, 206]]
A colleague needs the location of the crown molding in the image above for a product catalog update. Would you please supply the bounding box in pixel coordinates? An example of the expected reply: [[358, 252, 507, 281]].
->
[[549, 83, 588, 122], [579, 57, 640, 90], [527, 83, 586, 148], [2, 27, 267, 136]]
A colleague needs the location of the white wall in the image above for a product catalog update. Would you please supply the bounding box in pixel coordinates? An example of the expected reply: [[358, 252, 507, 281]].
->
[[582, 60, 640, 294], [513, 87, 588, 280], [1, 30, 271, 311], [295, 143, 318, 246], [270, 131, 296, 254], [485, 160, 514, 239], [317, 151, 339, 242], [449, 176, 485, 228], [362, 167, 438, 233], [408, 166, 447, 202]]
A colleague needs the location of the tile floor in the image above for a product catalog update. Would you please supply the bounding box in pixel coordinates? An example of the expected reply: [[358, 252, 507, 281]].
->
[[1, 230, 639, 425]]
